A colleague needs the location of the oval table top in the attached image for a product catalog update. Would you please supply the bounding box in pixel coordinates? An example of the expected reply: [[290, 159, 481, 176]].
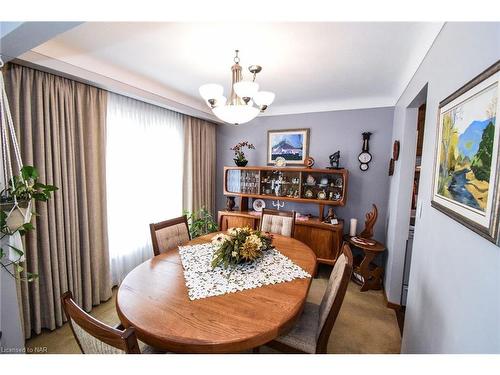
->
[[116, 232, 317, 353]]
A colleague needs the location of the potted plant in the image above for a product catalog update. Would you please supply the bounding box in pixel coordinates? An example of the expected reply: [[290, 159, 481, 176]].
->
[[183, 207, 218, 239], [0, 165, 58, 281], [230, 141, 255, 167]]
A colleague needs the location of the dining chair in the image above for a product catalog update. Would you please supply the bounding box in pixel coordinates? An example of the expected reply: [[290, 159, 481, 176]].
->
[[61, 291, 150, 354], [262, 242, 353, 354], [150, 215, 191, 256], [259, 208, 296, 237]]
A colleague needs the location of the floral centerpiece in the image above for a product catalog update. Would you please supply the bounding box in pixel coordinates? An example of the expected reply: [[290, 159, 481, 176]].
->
[[211, 227, 273, 268], [230, 141, 255, 167]]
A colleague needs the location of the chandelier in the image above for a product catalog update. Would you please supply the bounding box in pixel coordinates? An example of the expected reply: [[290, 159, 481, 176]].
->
[[199, 50, 275, 125]]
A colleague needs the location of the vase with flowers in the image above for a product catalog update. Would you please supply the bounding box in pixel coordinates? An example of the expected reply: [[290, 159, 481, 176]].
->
[[211, 227, 273, 268], [230, 141, 255, 167]]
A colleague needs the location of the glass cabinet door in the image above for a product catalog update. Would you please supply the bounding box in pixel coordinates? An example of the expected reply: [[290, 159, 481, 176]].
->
[[301, 172, 344, 201], [226, 169, 260, 194], [260, 170, 301, 198]]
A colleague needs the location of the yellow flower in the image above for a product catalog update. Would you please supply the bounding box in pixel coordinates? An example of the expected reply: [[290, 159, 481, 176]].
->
[[240, 236, 262, 261]]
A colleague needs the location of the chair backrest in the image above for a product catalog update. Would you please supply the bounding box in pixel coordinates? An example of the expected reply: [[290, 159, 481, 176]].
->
[[316, 242, 353, 353], [259, 208, 296, 237], [150, 215, 191, 256], [61, 291, 140, 354]]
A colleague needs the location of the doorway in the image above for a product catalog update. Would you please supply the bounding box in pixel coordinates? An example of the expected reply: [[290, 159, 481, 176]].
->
[[401, 103, 426, 307]]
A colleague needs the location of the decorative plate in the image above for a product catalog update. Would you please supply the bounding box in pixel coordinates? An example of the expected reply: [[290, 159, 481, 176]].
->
[[252, 199, 266, 212], [274, 157, 286, 167]]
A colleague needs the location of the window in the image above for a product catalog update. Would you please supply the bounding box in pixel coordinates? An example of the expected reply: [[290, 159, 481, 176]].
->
[[106, 93, 184, 284]]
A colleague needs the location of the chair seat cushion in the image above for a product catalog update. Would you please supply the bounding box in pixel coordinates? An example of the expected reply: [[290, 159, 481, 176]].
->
[[274, 302, 319, 354]]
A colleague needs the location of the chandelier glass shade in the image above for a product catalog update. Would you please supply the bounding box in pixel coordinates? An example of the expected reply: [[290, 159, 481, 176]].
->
[[199, 50, 275, 125]]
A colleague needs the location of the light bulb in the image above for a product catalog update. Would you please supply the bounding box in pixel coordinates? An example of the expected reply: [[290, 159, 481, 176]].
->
[[199, 84, 224, 101]]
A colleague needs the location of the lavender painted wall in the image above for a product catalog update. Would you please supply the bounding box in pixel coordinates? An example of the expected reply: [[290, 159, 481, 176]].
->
[[386, 22, 500, 353], [216, 107, 394, 242]]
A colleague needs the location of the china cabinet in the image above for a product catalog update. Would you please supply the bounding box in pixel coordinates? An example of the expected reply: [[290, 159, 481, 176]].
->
[[224, 166, 349, 219]]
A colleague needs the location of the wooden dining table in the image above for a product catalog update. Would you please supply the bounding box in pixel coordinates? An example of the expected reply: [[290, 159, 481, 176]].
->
[[116, 231, 317, 353]]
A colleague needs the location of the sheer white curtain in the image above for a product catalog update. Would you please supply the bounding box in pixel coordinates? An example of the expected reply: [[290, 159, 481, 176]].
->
[[106, 93, 184, 285]]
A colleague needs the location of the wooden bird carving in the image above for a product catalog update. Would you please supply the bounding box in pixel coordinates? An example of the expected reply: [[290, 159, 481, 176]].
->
[[359, 204, 378, 239]]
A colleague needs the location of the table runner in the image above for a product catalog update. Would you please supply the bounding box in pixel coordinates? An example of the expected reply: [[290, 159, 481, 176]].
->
[[178, 243, 311, 300]]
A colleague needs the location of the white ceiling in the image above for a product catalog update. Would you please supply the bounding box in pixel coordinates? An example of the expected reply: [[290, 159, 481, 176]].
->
[[28, 22, 443, 116]]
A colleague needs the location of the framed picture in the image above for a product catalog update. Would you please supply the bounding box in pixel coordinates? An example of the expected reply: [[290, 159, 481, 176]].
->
[[431, 61, 500, 246], [267, 128, 310, 165]]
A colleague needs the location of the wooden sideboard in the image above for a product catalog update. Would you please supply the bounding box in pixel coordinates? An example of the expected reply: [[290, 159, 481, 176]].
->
[[218, 210, 344, 265]]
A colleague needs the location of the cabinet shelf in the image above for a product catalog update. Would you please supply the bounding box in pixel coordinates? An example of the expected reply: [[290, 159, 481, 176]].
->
[[224, 166, 349, 212]]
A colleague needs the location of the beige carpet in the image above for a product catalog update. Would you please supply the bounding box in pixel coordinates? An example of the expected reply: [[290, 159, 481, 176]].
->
[[26, 265, 401, 354]]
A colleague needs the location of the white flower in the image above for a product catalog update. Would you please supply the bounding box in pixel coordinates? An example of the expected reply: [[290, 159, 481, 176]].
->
[[228, 227, 238, 236], [211, 233, 229, 245], [231, 251, 238, 258]]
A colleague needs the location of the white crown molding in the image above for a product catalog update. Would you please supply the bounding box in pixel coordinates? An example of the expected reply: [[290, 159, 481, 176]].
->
[[262, 96, 397, 117], [17, 49, 221, 124]]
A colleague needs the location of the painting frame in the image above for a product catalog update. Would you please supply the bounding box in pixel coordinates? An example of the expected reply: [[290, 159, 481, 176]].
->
[[267, 128, 310, 165], [431, 61, 500, 246]]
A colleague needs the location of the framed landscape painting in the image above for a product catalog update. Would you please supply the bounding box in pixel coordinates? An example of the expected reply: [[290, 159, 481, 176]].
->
[[267, 128, 310, 165], [431, 61, 500, 245]]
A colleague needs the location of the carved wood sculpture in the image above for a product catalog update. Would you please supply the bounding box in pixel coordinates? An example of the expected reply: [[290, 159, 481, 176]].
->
[[359, 204, 378, 239]]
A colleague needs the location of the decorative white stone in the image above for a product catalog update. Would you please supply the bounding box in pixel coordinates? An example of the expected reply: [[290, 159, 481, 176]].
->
[[178, 243, 311, 300]]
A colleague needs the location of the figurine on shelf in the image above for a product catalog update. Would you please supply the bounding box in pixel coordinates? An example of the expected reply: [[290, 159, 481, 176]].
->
[[226, 196, 236, 211], [327, 151, 341, 169], [359, 204, 378, 239], [306, 174, 316, 185], [323, 208, 338, 224]]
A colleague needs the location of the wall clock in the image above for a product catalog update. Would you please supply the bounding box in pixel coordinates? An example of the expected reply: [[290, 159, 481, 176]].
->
[[393, 140, 400, 161], [358, 132, 372, 171]]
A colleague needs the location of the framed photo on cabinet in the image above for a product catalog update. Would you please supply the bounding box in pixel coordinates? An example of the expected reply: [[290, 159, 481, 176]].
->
[[431, 61, 500, 246], [267, 128, 310, 165]]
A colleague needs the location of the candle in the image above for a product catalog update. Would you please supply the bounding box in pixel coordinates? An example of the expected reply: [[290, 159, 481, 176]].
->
[[350, 218, 357, 237]]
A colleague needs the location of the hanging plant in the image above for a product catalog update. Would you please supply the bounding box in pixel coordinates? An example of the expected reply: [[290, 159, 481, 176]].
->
[[0, 165, 57, 281]]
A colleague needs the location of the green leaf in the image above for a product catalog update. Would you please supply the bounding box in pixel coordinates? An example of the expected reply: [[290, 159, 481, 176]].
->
[[21, 165, 39, 180], [0, 247, 4, 259], [32, 192, 48, 201], [23, 222, 34, 231]]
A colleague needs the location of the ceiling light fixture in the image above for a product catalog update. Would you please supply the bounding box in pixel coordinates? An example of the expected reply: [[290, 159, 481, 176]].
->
[[199, 50, 275, 125]]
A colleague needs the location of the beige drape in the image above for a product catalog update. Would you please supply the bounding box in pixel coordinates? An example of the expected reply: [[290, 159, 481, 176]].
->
[[182, 116, 216, 214], [4, 63, 111, 338]]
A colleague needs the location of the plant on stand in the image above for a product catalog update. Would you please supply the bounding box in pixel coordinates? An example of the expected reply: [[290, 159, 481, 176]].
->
[[230, 141, 255, 167], [0, 165, 58, 281]]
